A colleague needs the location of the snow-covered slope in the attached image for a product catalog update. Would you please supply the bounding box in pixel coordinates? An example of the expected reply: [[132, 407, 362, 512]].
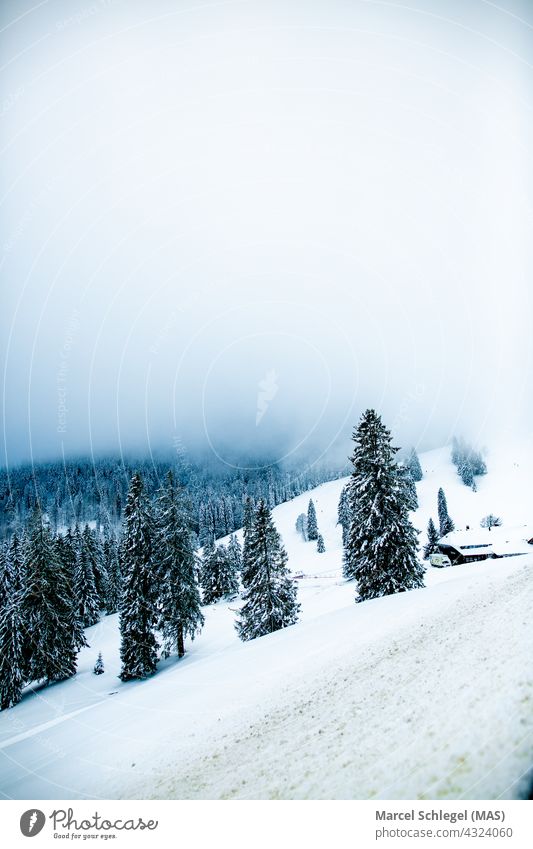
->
[[0, 442, 532, 800]]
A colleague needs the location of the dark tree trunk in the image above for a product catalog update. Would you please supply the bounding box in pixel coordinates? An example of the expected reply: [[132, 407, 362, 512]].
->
[[177, 624, 185, 658]]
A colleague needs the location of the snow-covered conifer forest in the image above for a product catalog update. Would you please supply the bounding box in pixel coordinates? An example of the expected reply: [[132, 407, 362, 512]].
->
[[0, 423, 532, 799]]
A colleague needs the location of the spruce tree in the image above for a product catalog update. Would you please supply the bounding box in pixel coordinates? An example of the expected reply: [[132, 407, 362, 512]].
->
[[0, 597, 25, 710], [227, 534, 243, 578], [236, 499, 299, 641], [407, 448, 423, 481], [459, 460, 474, 488], [344, 410, 425, 600], [155, 471, 204, 658], [56, 531, 88, 652], [295, 512, 308, 541], [103, 531, 121, 614], [398, 466, 418, 511], [0, 543, 11, 611], [82, 525, 107, 601], [22, 508, 78, 683], [241, 495, 256, 589], [7, 533, 24, 595], [119, 473, 159, 681], [337, 484, 351, 549], [437, 487, 455, 536], [74, 538, 100, 627], [201, 542, 238, 604], [317, 534, 325, 553], [423, 518, 440, 559], [93, 652, 104, 675], [307, 499, 318, 541]]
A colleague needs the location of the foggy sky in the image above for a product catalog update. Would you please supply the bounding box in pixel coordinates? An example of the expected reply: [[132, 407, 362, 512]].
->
[[1, 0, 532, 470]]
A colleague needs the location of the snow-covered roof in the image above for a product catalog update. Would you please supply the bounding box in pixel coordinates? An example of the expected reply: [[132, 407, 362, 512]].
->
[[440, 525, 533, 557]]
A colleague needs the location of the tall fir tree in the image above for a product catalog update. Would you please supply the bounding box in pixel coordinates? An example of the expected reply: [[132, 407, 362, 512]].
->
[[344, 410, 425, 600], [423, 518, 440, 559], [437, 487, 455, 536], [119, 473, 159, 681], [155, 472, 204, 658], [0, 595, 24, 710], [241, 495, 256, 589], [236, 499, 299, 641], [74, 537, 100, 627], [0, 543, 11, 610], [459, 460, 474, 488], [407, 448, 423, 482], [81, 525, 107, 602], [7, 532, 24, 595], [337, 484, 351, 549], [201, 542, 238, 604], [55, 531, 88, 652], [22, 507, 79, 683], [295, 512, 308, 541], [398, 466, 418, 511], [103, 530, 121, 614], [227, 534, 243, 578], [307, 499, 318, 541]]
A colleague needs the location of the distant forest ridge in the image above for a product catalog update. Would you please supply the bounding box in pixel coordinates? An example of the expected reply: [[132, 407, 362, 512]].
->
[[0, 450, 349, 542]]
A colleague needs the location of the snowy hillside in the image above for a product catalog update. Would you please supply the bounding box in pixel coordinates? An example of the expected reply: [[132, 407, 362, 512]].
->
[[1, 442, 532, 800]]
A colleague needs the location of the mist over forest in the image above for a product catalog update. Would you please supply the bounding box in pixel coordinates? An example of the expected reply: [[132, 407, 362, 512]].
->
[[1, 0, 531, 474]]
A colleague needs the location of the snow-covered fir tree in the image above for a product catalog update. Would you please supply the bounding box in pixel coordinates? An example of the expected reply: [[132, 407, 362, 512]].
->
[[437, 487, 455, 536], [119, 473, 159, 681], [74, 533, 100, 627], [344, 410, 424, 600], [407, 448, 423, 481], [423, 518, 440, 559], [7, 532, 24, 595], [55, 530, 88, 653], [155, 471, 204, 658], [337, 484, 351, 549], [451, 437, 487, 481], [0, 543, 11, 611], [398, 465, 419, 511], [81, 525, 107, 602], [241, 495, 256, 589], [295, 512, 308, 541], [102, 530, 121, 614], [236, 499, 299, 641], [201, 541, 238, 605], [458, 459, 473, 487], [307, 499, 318, 541], [227, 533, 243, 578], [0, 594, 24, 710], [22, 507, 79, 683], [93, 652, 104, 675], [317, 534, 325, 553]]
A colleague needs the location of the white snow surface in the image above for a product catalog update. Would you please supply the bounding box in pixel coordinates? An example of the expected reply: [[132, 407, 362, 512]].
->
[[1, 442, 532, 800]]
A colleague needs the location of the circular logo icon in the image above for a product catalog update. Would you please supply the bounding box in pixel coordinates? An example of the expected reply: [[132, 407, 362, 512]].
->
[[20, 810, 46, 837]]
